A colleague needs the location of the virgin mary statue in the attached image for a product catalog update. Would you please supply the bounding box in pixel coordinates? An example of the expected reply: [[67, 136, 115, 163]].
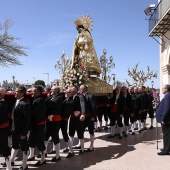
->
[[71, 15, 101, 76]]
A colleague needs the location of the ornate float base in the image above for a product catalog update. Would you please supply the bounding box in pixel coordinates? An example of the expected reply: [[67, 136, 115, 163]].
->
[[86, 77, 113, 96]]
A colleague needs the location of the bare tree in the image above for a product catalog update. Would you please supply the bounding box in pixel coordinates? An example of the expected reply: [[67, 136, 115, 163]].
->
[[126, 63, 158, 87], [0, 19, 28, 66]]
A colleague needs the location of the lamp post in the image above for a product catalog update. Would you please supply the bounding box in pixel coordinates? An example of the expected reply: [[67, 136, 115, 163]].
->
[[44, 73, 49, 86], [99, 49, 115, 82], [55, 50, 71, 74], [12, 76, 15, 91], [32, 77, 35, 84], [151, 80, 154, 90]]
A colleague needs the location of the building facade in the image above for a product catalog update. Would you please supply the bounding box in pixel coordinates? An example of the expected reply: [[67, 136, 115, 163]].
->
[[148, 0, 170, 97]]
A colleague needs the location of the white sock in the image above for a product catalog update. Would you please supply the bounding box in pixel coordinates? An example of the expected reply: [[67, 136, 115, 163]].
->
[[118, 126, 123, 136], [115, 125, 118, 134], [67, 139, 73, 153], [8, 136, 12, 148], [52, 143, 56, 151], [138, 120, 141, 130], [11, 148, 18, 162], [90, 135, 94, 150], [94, 122, 97, 129], [22, 151, 28, 169], [76, 140, 81, 147], [80, 139, 84, 151], [151, 118, 154, 126], [99, 121, 102, 129], [40, 151, 45, 163], [5, 156, 12, 170], [110, 126, 115, 136], [131, 123, 135, 132], [28, 147, 34, 158], [44, 141, 49, 154], [55, 143, 60, 159], [69, 136, 74, 146]]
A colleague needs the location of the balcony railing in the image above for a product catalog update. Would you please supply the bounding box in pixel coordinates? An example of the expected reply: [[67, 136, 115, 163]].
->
[[149, 0, 170, 35]]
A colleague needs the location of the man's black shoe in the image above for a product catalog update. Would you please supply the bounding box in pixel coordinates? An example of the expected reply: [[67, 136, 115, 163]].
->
[[1, 161, 14, 167], [66, 152, 74, 158], [79, 150, 85, 155], [34, 160, 46, 167], [123, 133, 128, 137], [72, 145, 81, 149], [36, 153, 47, 158], [118, 135, 122, 139], [107, 134, 114, 138], [63, 148, 69, 153], [27, 156, 35, 161], [132, 132, 135, 135], [86, 148, 94, 152], [18, 165, 28, 170], [51, 156, 61, 162], [138, 130, 142, 133], [157, 152, 169, 155], [149, 126, 154, 129], [48, 150, 56, 154]]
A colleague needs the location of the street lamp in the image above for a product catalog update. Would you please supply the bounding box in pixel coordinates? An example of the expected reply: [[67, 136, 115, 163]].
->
[[32, 77, 35, 84], [99, 49, 115, 82], [44, 73, 49, 86], [151, 80, 154, 89], [55, 50, 71, 74]]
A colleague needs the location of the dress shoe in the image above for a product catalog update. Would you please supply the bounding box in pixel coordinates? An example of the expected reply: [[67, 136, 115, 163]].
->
[[107, 134, 114, 138], [51, 156, 61, 162], [27, 156, 35, 161], [79, 150, 85, 155], [36, 153, 47, 158], [103, 126, 108, 130], [157, 152, 169, 155], [86, 148, 94, 152], [118, 135, 122, 139], [18, 165, 28, 170], [72, 145, 81, 149], [34, 160, 46, 167], [149, 126, 154, 129], [63, 148, 69, 153], [48, 150, 56, 154], [66, 152, 74, 158], [132, 132, 135, 135], [123, 133, 128, 137], [1, 161, 14, 167], [138, 130, 142, 133]]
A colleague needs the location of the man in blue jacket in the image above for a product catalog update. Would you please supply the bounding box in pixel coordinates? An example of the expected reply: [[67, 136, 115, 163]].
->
[[156, 84, 170, 155]]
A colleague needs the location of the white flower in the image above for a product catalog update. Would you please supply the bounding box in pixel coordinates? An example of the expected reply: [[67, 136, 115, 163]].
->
[[77, 73, 80, 76]]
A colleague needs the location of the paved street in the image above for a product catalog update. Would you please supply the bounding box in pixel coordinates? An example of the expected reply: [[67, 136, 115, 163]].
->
[[0, 118, 169, 170]]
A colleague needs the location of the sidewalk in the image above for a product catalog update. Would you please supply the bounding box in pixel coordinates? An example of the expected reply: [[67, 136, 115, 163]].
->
[[0, 118, 169, 170]]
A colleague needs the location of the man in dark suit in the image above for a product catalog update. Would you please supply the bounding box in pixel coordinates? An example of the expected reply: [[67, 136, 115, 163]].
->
[[61, 87, 75, 158], [109, 86, 126, 139], [156, 84, 170, 155], [10, 86, 31, 170], [44, 86, 63, 162], [28, 85, 46, 166], [0, 88, 12, 170], [69, 85, 86, 154], [79, 84, 97, 152]]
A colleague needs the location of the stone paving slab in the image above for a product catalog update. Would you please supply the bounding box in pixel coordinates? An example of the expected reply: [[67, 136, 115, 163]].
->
[[0, 119, 169, 170]]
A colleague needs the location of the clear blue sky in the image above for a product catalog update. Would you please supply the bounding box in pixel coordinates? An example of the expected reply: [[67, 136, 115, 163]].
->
[[0, 0, 159, 88]]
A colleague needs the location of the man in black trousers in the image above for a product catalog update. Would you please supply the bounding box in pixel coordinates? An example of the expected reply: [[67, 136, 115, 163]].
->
[[156, 84, 170, 155], [45, 86, 63, 162], [69, 85, 86, 154], [10, 86, 31, 170], [0, 88, 12, 170], [28, 85, 46, 166], [61, 87, 75, 158], [79, 84, 97, 152]]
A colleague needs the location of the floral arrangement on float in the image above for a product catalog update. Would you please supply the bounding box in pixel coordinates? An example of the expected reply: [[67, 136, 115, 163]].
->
[[60, 65, 85, 89]]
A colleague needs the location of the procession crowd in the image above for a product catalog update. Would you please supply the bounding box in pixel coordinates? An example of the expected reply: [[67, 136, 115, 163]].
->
[[0, 84, 159, 170]]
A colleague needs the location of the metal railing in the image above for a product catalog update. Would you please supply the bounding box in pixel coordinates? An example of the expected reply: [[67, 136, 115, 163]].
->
[[149, 0, 170, 34]]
